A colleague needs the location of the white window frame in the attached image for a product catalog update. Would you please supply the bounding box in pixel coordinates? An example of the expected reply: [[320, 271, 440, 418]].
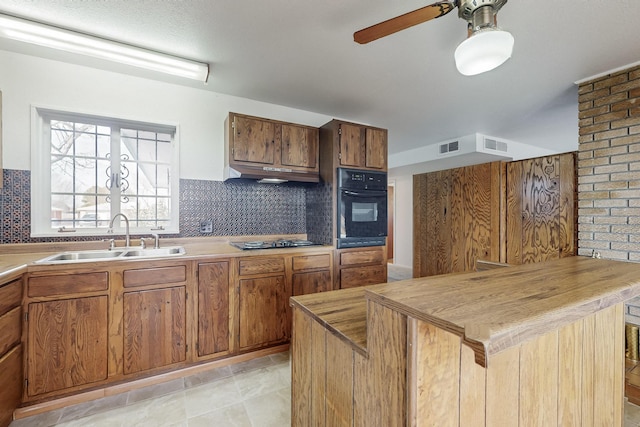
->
[[31, 105, 180, 238]]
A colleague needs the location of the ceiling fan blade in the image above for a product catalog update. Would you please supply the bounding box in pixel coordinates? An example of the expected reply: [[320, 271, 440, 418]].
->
[[354, 1, 456, 44]]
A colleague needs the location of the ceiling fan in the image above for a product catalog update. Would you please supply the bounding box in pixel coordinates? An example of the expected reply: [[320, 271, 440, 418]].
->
[[353, 0, 514, 76]]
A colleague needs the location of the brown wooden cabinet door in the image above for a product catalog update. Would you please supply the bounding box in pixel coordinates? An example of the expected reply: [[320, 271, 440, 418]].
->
[[27, 296, 108, 396], [197, 262, 230, 357], [232, 115, 276, 164], [123, 287, 186, 374], [0, 345, 22, 427], [365, 128, 387, 169], [281, 124, 318, 169], [339, 123, 365, 168], [238, 275, 289, 350], [292, 270, 332, 296]]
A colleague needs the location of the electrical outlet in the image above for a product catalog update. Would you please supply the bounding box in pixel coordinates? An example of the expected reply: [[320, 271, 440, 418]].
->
[[200, 220, 213, 233]]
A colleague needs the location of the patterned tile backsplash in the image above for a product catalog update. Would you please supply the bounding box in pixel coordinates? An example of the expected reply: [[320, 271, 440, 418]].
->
[[1, 169, 326, 244]]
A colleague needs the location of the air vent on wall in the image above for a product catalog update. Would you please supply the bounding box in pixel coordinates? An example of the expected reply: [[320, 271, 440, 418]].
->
[[483, 137, 508, 153], [439, 140, 460, 155]]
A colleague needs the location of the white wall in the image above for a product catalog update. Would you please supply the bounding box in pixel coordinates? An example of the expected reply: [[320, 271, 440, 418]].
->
[[0, 50, 333, 180]]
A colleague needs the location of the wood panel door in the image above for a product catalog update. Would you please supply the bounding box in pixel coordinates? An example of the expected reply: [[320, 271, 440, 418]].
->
[[338, 123, 365, 168], [506, 152, 577, 265], [292, 270, 332, 296], [197, 262, 230, 358], [238, 275, 289, 350], [27, 296, 108, 396], [123, 287, 186, 374], [281, 124, 318, 169], [232, 115, 276, 164], [365, 127, 387, 169]]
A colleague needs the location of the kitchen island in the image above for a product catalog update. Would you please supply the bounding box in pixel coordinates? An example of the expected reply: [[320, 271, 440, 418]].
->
[[290, 256, 640, 426]]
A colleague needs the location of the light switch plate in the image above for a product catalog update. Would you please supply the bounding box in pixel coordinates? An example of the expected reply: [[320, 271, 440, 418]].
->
[[200, 220, 213, 233]]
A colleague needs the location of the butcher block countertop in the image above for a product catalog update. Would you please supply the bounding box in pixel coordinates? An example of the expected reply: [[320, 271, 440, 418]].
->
[[291, 256, 640, 366]]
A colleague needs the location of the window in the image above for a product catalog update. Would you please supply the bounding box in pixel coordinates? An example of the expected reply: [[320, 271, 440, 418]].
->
[[31, 107, 179, 237]]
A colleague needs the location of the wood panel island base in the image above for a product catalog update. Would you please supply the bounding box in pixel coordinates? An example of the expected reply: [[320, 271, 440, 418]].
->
[[290, 257, 640, 426]]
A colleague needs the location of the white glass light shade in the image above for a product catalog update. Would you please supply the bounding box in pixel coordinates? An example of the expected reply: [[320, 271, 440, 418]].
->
[[0, 13, 209, 82], [454, 28, 514, 76]]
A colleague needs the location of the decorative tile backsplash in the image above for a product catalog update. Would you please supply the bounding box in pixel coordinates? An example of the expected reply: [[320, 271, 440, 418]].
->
[[1, 169, 320, 244]]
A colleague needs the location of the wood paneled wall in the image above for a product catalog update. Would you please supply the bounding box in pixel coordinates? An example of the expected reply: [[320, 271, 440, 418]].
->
[[506, 153, 577, 264], [413, 162, 504, 277], [414, 153, 577, 277]]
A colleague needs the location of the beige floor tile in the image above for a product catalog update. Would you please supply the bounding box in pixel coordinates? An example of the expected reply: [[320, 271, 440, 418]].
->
[[233, 365, 289, 400], [183, 377, 243, 419], [243, 388, 291, 427], [187, 403, 251, 427]]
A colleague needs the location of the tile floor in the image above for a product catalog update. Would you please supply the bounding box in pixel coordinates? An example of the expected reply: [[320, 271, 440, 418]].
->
[[9, 352, 291, 427]]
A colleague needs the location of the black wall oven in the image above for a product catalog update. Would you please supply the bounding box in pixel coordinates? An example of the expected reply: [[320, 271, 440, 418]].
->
[[337, 168, 387, 249]]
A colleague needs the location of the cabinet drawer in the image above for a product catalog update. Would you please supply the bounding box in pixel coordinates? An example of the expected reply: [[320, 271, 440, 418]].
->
[[0, 306, 21, 356], [340, 249, 384, 266], [340, 265, 386, 289], [238, 257, 285, 276], [0, 279, 22, 316], [123, 265, 187, 288], [28, 272, 108, 297], [292, 254, 331, 271]]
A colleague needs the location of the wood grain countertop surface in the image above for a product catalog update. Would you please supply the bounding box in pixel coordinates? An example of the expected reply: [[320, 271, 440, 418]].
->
[[366, 256, 640, 366], [0, 235, 333, 281]]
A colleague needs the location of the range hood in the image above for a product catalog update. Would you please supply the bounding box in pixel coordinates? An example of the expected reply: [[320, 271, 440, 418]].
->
[[224, 165, 319, 183]]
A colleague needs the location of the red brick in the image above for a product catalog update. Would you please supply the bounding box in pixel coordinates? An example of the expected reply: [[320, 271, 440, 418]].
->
[[579, 100, 593, 111], [579, 105, 610, 119], [612, 79, 640, 94], [631, 87, 640, 98], [578, 83, 594, 95], [612, 116, 640, 129], [579, 117, 594, 127], [630, 68, 640, 80], [579, 88, 610, 103], [595, 128, 629, 141], [594, 92, 628, 107], [595, 74, 629, 90], [580, 122, 610, 136], [611, 98, 640, 112]]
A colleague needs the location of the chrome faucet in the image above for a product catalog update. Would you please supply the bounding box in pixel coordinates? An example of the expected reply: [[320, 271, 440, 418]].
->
[[108, 213, 131, 247]]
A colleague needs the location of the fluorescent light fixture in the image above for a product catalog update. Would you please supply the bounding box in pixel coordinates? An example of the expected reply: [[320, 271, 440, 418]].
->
[[257, 178, 288, 184], [0, 13, 209, 82], [454, 28, 514, 76]]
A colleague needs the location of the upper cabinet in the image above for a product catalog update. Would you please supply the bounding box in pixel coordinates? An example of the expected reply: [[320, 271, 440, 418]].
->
[[320, 120, 388, 178], [224, 112, 319, 182]]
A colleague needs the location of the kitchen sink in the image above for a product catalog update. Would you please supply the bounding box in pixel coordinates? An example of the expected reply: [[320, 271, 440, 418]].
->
[[34, 246, 186, 264], [120, 247, 185, 258]]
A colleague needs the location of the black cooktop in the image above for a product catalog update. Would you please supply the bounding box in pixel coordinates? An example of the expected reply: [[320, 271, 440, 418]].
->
[[230, 239, 319, 250]]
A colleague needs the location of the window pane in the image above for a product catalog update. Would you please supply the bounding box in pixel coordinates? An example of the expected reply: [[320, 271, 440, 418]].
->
[[74, 158, 98, 194], [138, 138, 156, 162], [121, 136, 137, 159], [51, 128, 73, 156], [75, 132, 97, 158], [157, 164, 170, 190], [157, 141, 171, 164], [97, 135, 111, 159], [51, 156, 74, 193], [75, 122, 95, 133]]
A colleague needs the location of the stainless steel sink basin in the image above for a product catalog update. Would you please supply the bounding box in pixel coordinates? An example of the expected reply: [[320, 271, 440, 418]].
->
[[34, 246, 185, 264], [120, 247, 186, 258]]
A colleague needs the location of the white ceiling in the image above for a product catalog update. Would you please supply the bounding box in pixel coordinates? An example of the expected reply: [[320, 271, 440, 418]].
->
[[1, 0, 639, 158]]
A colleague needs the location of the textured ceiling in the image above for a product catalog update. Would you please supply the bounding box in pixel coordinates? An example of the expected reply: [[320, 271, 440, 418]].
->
[[1, 0, 639, 158]]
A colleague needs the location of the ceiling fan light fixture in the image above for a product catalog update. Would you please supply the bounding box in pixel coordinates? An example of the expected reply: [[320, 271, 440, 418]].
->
[[454, 28, 514, 76]]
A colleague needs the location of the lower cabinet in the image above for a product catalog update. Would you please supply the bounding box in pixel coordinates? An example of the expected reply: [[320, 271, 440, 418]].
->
[[197, 261, 231, 358], [336, 246, 387, 289], [0, 277, 23, 427], [292, 254, 332, 296], [122, 264, 188, 375], [123, 287, 187, 374], [238, 274, 289, 350], [26, 296, 108, 396]]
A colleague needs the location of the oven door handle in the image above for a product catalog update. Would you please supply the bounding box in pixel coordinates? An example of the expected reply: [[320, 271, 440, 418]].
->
[[342, 189, 387, 197]]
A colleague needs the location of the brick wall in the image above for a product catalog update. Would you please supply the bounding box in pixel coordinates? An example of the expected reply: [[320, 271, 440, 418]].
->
[[578, 64, 640, 324]]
